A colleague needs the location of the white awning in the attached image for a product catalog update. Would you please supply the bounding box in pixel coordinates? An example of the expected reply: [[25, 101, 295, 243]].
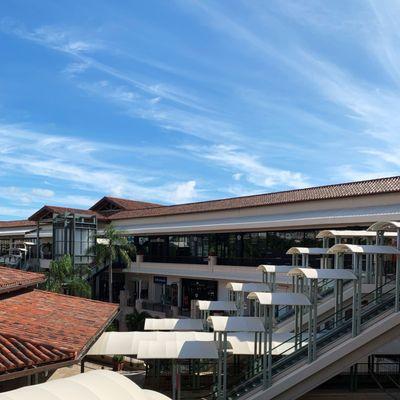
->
[[0, 370, 171, 400], [288, 268, 357, 280], [25, 227, 53, 238], [247, 292, 311, 306], [207, 316, 265, 332], [286, 247, 327, 255], [144, 318, 203, 331], [228, 332, 301, 355], [0, 228, 34, 237], [316, 229, 397, 239], [328, 244, 400, 255], [196, 300, 237, 311], [137, 340, 218, 360], [368, 221, 400, 232], [88, 331, 214, 356], [257, 265, 293, 274], [226, 282, 269, 292]]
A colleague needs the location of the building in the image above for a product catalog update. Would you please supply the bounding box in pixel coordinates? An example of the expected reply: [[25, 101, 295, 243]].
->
[[1, 176, 400, 318], [0, 266, 118, 391]]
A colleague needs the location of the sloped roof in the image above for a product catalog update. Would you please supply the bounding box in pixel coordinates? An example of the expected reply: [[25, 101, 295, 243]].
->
[[0, 220, 36, 229], [91, 196, 162, 213], [107, 176, 400, 220], [0, 289, 118, 375], [0, 267, 46, 294], [28, 205, 104, 222]]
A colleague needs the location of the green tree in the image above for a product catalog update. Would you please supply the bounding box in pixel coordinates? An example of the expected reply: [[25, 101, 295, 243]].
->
[[88, 225, 135, 302], [45, 254, 91, 298], [125, 308, 152, 331]]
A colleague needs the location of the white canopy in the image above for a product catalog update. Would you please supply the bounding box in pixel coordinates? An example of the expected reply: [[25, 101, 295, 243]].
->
[[196, 300, 237, 311], [328, 244, 400, 255], [226, 282, 269, 292], [288, 268, 357, 280], [368, 221, 400, 232], [137, 340, 218, 360], [88, 331, 214, 356], [228, 332, 301, 356], [0, 370, 170, 400], [257, 265, 293, 274], [144, 318, 203, 331], [247, 292, 311, 306], [317, 229, 396, 239], [286, 247, 327, 255], [207, 316, 265, 332]]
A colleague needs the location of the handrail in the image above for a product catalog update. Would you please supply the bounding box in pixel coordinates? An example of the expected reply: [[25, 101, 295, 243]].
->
[[227, 278, 397, 398]]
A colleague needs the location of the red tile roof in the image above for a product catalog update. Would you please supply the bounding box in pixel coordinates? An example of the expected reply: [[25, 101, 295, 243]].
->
[[0, 220, 36, 229], [108, 176, 400, 220], [0, 333, 73, 373], [0, 267, 46, 294], [0, 290, 118, 375], [90, 196, 162, 213], [28, 205, 105, 222]]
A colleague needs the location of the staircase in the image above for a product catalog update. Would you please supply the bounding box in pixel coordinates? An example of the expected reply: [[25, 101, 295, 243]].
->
[[227, 281, 399, 400]]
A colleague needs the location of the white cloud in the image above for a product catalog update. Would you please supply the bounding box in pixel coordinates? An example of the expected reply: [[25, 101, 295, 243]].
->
[[165, 180, 197, 204], [186, 144, 310, 189]]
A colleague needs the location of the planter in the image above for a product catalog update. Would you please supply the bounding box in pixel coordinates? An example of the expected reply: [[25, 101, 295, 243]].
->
[[113, 359, 124, 371]]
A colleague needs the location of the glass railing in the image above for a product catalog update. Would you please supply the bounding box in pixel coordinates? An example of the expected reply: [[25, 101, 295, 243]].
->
[[227, 278, 396, 399]]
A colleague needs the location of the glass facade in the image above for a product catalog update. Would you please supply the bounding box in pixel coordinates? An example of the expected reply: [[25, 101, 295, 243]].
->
[[132, 229, 337, 266]]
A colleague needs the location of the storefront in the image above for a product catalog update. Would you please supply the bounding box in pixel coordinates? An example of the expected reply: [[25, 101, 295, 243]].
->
[[181, 278, 218, 312]]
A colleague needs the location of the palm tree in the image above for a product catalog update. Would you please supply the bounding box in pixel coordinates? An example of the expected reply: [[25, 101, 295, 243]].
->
[[88, 225, 135, 302], [45, 254, 91, 298]]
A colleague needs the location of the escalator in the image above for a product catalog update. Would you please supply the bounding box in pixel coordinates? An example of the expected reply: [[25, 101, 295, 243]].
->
[[227, 280, 399, 399]]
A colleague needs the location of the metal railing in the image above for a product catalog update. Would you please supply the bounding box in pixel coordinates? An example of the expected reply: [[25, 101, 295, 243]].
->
[[227, 278, 397, 398]]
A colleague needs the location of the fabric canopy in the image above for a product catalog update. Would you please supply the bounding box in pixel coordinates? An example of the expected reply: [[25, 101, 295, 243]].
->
[[328, 244, 400, 255], [207, 316, 265, 332], [286, 247, 327, 255], [137, 340, 218, 360], [0, 370, 171, 400], [316, 229, 396, 239], [288, 268, 357, 280], [368, 221, 400, 232], [257, 265, 293, 274], [247, 292, 311, 306], [196, 300, 237, 311], [226, 282, 269, 292], [144, 318, 203, 331]]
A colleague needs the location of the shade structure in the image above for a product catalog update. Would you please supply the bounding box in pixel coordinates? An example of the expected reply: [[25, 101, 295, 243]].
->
[[368, 221, 400, 232], [247, 292, 311, 306], [226, 282, 269, 292], [287, 267, 357, 280], [227, 332, 302, 356], [88, 331, 214, 356], [87, 331, 145, 356], [144, 318, 203, 331], [196, 300, 237, 311], [137, 340, 219, 360], [316, 229, 396, 239], [286, 247, 327, 255], [207, 316, 265, 332], [0, 370, 171, 400], [328, 244, 400, 255], [257, 265, 293, 274]]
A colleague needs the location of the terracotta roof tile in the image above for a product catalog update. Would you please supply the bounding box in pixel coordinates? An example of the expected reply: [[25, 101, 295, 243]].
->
[[108, 176, 400, 220], [28, 205, 106, 222], [0, 220, 36, 229], [0, 267, 46, 293], [0, 290, 118, 355]]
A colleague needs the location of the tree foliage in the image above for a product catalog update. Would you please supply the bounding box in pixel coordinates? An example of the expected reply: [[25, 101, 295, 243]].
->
[[125, 308, 152, 331], [45, 254, 91, 298], [88, 225, 135, 302]]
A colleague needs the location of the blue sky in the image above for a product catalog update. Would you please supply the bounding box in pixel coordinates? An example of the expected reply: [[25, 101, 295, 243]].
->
[[1, 0, 400, 220]]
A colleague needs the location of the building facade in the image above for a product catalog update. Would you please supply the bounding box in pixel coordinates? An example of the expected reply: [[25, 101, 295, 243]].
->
[[1, 176, 400, 318]]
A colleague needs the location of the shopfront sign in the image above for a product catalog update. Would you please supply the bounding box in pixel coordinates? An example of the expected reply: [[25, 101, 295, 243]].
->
[[153, 276, 167, 285]]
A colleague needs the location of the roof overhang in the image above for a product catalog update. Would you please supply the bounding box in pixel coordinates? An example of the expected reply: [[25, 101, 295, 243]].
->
[[288, 267, 357, 280]]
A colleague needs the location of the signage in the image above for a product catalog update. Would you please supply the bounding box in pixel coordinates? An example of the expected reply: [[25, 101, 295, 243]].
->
[[153, 276, 167, 285]]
